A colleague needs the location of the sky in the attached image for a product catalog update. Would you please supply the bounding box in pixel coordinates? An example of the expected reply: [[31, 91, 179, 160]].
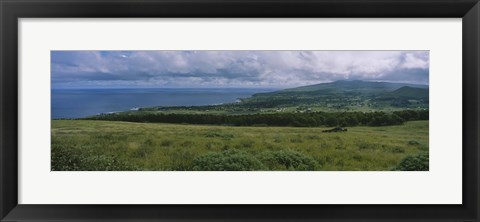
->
[[51, 50, 429, 89]]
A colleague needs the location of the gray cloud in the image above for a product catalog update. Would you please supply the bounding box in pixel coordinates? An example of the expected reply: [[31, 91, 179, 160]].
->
[[51, 50, 429, 88]]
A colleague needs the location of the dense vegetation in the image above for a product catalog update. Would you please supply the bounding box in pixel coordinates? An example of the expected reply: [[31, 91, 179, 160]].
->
[[86, 109, 428, 127], [51, 120, 429, 171], [392, 153, 429, 171]]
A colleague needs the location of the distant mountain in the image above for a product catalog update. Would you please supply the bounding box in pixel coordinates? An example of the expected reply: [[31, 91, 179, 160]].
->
[[381, 86, 429, 99], [254, 80, 428, 96], [240, 80, 429, 109]]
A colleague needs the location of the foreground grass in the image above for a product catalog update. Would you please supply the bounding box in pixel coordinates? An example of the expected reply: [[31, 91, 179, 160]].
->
[[51, 120, 428, 171]]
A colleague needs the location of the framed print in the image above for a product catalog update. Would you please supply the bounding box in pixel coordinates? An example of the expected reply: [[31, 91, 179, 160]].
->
[[50, 50, 430, 172], [1, 0, 479, 221]]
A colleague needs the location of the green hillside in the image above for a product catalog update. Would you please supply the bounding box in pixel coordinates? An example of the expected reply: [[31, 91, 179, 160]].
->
[[118, 80, 429, 117], [259, 80, 427, 94], [238, 80, 429, 110], [383, 86, 429, 99]]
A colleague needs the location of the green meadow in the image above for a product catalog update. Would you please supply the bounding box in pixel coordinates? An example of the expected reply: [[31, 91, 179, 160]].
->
[[51, 120, 428, 171]]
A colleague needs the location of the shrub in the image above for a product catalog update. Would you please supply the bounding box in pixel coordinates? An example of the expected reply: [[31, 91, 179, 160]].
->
[[51, 145, 138, 171], [51, 145, 83, 171], [192, 149, 265, 171], [418, 145, 429, 151], [80, 155, 137, 171], [258, 149, 316, 171], [393, 153, 429, 171]]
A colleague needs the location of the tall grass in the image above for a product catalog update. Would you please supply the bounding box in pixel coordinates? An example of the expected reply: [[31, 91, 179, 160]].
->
[[51, 120, 429, 171]]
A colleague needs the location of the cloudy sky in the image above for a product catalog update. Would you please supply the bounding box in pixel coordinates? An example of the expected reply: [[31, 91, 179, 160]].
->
[[51, 51, 429, 89]]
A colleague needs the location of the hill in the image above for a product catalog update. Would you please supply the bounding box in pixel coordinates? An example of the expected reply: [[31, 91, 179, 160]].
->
[[238, 80, 429, 109], [382, 86, 429, 99], [136, 80, 429, 114], [253, 80, 427, 96], [282, 80, 426, 92]]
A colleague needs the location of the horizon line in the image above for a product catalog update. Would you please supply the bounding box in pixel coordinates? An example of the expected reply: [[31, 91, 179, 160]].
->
[[52, 79, 429, 90]]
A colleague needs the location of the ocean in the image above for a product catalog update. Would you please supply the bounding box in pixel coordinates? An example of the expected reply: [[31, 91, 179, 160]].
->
[[51, 88, 275, 119]]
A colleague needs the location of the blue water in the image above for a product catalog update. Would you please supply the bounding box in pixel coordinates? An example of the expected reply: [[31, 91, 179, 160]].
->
[[51, 88, 275, 119]]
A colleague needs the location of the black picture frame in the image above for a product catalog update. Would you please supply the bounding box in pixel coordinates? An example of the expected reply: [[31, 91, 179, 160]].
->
[[1, 0, 479, 221]]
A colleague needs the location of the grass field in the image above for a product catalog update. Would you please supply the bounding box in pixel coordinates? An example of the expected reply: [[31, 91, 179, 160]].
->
[[51, 120, 428, 171]]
